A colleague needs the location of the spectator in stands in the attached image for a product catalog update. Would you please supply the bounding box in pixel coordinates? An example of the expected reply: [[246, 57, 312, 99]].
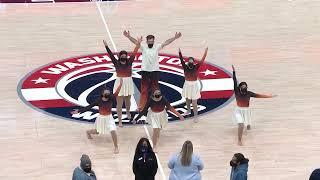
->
[[310, 169, 320, 180], [133, 138, 158, 180], [168, 140, 204, 180], [72, 154, 97, 180], [230, 153, 249, 180]]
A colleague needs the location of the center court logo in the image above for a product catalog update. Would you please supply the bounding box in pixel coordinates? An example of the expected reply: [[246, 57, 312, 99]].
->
[[17, 52, 235, 124]]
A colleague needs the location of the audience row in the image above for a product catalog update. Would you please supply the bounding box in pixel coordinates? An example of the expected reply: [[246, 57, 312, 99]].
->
[[72, 138, 251, 180]]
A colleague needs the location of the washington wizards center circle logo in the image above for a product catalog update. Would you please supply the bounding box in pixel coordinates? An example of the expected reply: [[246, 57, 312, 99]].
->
[[17, 52, 234, 124]]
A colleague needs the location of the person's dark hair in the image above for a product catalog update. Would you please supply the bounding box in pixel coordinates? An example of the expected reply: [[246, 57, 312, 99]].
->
[[146, 35, 155, 40], [135, 138, 153, 154], [234, 153, 249, 164], [188, 57, 195, 62], [80, 154, 92, 171], [119, 50, 128, 57], [310, 169, 320, 180], [152, 89, 161, 94], [100, 85, 112, 96], [238, 82, 247, 89]]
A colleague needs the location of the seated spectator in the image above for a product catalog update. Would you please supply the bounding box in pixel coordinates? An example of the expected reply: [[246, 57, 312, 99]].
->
[[230, 153, 249, 180], [168, 140, 204, 180], [72, 154, 96, 180]]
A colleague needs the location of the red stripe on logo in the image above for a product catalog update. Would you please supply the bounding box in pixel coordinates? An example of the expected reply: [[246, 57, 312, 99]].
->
[[200, 90, 234, 99], [29, 99, 74, 109]]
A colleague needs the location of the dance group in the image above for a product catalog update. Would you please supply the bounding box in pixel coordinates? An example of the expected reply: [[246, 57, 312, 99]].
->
[[71, 30, 276, 154]]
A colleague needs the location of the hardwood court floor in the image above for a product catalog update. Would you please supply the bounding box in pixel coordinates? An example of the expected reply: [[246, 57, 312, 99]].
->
[[1, 0, 320, 179]]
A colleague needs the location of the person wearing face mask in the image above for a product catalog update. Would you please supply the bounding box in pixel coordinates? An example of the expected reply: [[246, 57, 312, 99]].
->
[[133, 89, 184, 152], [232, 65, 277, 146], [123, 30, 182, 110], [72, 154, 97, 180], [178, 48, 208, 123], [70, 80, 123, 154], [230, 153, 249, 180], [133, 138, 158, 180], [103, 38, 142, 127]]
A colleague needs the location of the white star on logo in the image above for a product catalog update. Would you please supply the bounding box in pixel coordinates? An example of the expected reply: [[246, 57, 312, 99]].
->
[[200, 69, 217, 76], [31, 77, 50, 84]]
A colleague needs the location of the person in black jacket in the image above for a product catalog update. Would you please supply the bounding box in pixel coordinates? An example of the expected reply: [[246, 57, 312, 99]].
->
[[133, 138, 158, 180]]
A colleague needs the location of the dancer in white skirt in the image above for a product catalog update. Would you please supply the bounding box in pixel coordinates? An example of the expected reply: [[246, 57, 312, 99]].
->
[[232, 65, 277, 146], [71, 79, 123, 154], [103, 38, 142, 127], [179, 47, 208, 122], [133, 89, 184, 152]]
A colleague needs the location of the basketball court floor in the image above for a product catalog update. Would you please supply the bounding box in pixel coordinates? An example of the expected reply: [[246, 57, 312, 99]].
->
[[1, 0, 320, 179]]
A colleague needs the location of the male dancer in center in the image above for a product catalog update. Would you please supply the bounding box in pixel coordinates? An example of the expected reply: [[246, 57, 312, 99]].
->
[[123, 30, 182, 110]]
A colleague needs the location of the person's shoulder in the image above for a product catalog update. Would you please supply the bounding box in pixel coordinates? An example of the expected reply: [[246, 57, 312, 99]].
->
[[169, 152, 179, 158], [156, 43, 163, 50], [141, 43, 147, 48], [192, 154, 202, 160], [73, 166, 82, 173]]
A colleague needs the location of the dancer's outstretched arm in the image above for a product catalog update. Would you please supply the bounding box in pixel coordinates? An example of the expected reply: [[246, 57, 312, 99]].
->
[[178, 48, 186, 67], [165, 98, 184, 121], [199, 47, 208, 65], [253, 93, 277, 98], [232, 65, 239, 93], [123, 30, 139, 45], [103, 40, 117, 64], [133, 98, 151, 122], [161, 32, 182, 49], [71, 99, 99, 114], [128, 37, 142, 63]]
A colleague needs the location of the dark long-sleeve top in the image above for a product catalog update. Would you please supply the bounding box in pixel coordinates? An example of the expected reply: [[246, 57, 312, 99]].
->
[[105, 45, 135, 77], [134, 96, 174, 121], [179, 51, 202, 81], [133, 151, 158, 178], [79, 96, 116, 116], [232, 71, 265, 107]]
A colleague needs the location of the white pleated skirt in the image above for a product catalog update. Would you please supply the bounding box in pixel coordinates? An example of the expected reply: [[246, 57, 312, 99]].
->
[[95, 115, 116, 134], [113, 76, 134, 96], [146, 110, 168, 129], [233, 106, 252, 125], [182, 80, 201, 100]]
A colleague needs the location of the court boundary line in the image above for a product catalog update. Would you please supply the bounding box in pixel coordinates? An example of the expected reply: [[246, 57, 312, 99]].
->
[[95, 1, 166, 180]]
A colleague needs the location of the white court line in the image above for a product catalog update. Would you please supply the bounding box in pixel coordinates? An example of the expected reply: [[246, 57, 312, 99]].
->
[[96, 1, 117, 52], [95, 2, 166, 180]]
